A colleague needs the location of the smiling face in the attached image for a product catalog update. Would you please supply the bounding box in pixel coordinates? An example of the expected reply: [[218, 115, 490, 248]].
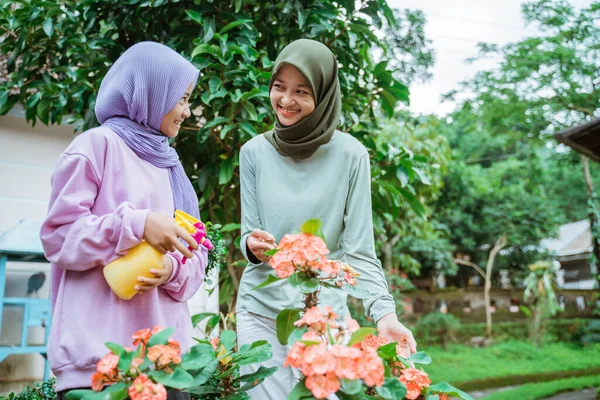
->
[[159, 82, 194, 138], [270, 64, 316, 127]]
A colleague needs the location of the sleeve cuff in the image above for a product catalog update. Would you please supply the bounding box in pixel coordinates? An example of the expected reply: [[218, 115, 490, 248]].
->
[[240, 233, 262, 265], [130, 209, 150, 241], [370, 297, 397, 323]]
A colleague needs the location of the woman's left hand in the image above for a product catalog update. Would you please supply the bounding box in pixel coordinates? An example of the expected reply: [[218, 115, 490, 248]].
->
[[377, 313, 417, 356], [135, 255, 174, 294]]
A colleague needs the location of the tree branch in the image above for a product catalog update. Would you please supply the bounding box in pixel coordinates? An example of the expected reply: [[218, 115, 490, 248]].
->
[[454, 258, 486, 279]]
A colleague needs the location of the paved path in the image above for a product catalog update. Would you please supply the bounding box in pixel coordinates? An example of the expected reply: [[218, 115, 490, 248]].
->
[[541, 387, 598, 400]]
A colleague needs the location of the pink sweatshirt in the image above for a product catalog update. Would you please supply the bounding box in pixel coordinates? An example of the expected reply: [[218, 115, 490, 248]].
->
[[40, 127, 207, 392]]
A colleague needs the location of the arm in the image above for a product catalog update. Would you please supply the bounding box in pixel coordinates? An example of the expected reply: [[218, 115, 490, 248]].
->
[[342, 153, 396, 322], [40, 152, 148, 271], [343, 153, 417, 352]]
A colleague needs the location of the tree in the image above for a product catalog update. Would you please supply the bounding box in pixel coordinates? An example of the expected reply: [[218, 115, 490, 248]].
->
[[444, 0, 600, 288], [0, 0, 435, 312], [435, 158, 558, 338]]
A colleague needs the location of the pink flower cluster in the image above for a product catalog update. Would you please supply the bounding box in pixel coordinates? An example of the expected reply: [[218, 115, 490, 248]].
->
[[268, 233, 359, 286], [400, 368, 432, 400], [284, 306, 385, 399], [91, 326, 182, 400]]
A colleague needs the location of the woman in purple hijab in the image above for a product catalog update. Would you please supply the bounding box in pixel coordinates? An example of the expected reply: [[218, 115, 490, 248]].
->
[[41, 42, 207, 400]]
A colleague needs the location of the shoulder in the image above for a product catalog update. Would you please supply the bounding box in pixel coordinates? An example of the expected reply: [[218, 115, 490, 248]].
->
[[66, 126, 121, 157], [240, 133, 269, 156], [330, 131, 369, 159]]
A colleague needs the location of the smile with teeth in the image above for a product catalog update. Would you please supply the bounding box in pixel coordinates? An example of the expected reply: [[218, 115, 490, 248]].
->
[[174, 120, 182, 127], [279, 105, 300, 115]]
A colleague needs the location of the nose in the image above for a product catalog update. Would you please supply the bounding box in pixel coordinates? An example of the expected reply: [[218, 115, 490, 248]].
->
[[182, 104, 191, 119], [281, 92, 296, 107]]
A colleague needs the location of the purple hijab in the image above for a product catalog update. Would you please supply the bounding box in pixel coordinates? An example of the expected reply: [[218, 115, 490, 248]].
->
[[95, 42, 201, 219]]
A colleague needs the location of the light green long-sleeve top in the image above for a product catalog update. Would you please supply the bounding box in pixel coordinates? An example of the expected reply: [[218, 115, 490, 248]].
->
[[237, 131, 396, 322]]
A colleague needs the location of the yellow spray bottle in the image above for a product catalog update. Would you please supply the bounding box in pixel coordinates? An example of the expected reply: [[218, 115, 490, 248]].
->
[[103, 210, 213, 300]]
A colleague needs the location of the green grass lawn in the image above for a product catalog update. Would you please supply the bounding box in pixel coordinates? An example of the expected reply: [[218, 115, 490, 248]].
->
[[481, 375, 600, 400], [422, 341, 600, 384]]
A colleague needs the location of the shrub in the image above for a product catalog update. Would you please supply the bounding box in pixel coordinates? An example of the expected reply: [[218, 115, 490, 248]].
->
[[4, 379, 56, 400], [414, 312, 461, 348]]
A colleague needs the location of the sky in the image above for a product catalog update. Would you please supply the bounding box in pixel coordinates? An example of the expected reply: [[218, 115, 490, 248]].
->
[[387, 0, 588, 116]]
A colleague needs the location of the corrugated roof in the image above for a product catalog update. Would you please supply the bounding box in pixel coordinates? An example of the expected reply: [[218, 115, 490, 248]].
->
[[0, 219, 45, 256], [541, 220, 590, 255], [555, 119, 600, 162]]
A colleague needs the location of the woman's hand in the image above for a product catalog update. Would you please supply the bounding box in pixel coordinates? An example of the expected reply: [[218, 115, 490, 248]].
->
[[143, 211, 197, 258], [135, 255, 173, 294], [377, 313, 417, 357], [247, 229, 276, 263]]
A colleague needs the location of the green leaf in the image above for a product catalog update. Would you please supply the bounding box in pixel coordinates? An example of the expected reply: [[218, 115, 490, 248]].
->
[[300, 218, 323, 236], [180, 343, 215, 369], [117, 349, 134, 371], [148, 368, 194, 389], [186, 9, 204, 24], [147, 327, 175, 347], [263, 248, 279, 256], [203, 17, 215, 43], [288, 272, 320, 294], [219, 157, 234, 185], [240, 121, 257, 137], [287, 326, 308, 346], [234, 0, 242, 13], [398, 187, 427, 220], [413, 167, 431, 185], [288, 380, 314, 400], [377, 342, 398, 360], [0, 91, 8, 109], [347, 327, 376, 346], [276, 308, 302, 345], [340, 378, 362, 394], [186, 385, 223, 395], [220, 330, 236, 351], [68, 383, 128, 400], [238, 365, 278, 383], [190, 358, 220, 386], [220, 223, 241, 232], [43, 18, 53, 38], [104, 342, 126, 357], [231, 341, 272, 366], [192, 312, 217, 328], [205, 314, 220, 334], [429, 382, 474, 400], [219, 19, 252, 34], [409, 351, 432, 364], [252, 274, 283, 291], [376, 377, 407, 400]]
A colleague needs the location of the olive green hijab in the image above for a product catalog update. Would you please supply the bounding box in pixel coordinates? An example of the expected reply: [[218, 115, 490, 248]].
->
[[264, 39, 342, 160]]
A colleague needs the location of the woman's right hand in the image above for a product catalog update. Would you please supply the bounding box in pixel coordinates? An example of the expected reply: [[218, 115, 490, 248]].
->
[[247, 229, 276, 263], [143, 211, 197, 258]]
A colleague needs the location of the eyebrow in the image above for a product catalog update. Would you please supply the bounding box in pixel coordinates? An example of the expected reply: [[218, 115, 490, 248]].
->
[[182, 92, 192, 98]]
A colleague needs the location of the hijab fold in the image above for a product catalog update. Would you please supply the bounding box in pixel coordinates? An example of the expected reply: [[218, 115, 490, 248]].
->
[[264, 39, 342, 160], [95, 42, 201, 219]]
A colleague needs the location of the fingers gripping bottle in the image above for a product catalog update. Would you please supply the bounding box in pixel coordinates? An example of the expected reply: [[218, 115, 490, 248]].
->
[[103, 210, 213, 300]]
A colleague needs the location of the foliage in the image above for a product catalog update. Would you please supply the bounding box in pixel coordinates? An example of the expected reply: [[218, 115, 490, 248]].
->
[[523, 260, 561, 347], [0, 0, 437, 314], [64, 326, 275, 400], [414, 312, 461, 349], [204, 222, 227, 290], [372, 116, 454, 278], [3, 379, 56, 400]]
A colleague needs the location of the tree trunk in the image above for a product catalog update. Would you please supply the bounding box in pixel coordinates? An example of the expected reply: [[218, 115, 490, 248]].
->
[[485, 235, 508, 339], [581, 155, 600, 288], [530, 300, 543, 348]]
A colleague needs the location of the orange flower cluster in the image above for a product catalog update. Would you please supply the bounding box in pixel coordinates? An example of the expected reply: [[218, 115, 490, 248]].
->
[[128, 373, 168, 400], [91, 326, 180, 400], [268, 233, 359, 286], [284, 306, 385, 399], [400, 368, 432, 400]]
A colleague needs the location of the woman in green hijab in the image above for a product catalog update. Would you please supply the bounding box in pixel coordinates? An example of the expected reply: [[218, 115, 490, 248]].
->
[[236, 39, 417, 398]]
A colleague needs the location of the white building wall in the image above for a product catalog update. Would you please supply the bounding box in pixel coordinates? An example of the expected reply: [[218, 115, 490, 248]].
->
[[0, 110, 218, 391]]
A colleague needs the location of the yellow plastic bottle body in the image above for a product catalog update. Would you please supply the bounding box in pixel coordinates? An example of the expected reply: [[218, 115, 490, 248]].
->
[[103, 242, 164, 300]]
